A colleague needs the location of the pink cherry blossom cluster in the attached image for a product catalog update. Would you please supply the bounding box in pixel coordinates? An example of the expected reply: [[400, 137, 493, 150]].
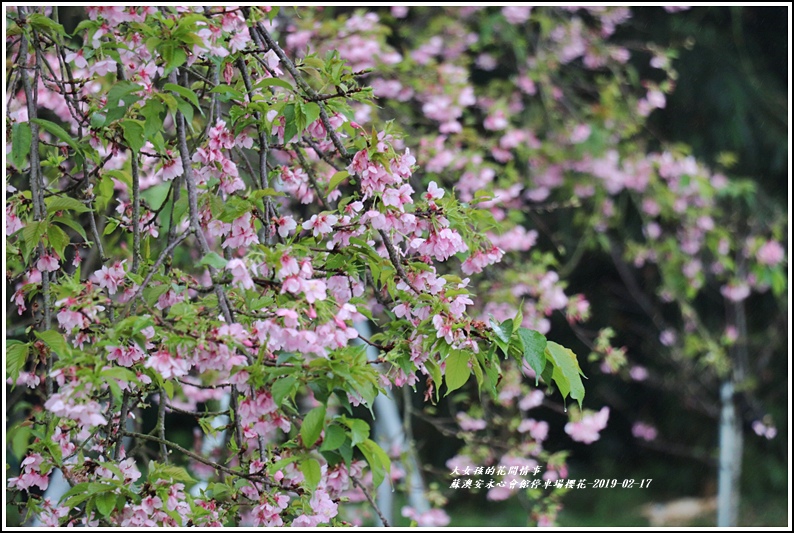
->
[[564, 407, 610, 444], [7, 453, 51, 492]]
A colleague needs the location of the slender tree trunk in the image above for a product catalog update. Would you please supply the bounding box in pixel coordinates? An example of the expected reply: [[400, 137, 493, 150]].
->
[[356, 321, 429, 525], [717, 295, 748, 526], [716, 380, 742, 526]]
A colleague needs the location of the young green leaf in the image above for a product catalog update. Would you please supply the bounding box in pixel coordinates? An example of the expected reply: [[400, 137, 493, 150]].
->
[[11, 122, 31, 169], [444, 350, 471, 394], [301, 405, 326, 448], [517, 327, 547, 385], [300, 457, 322, 490], [545, 341, 586, 408], [6, 341, 29, 385]]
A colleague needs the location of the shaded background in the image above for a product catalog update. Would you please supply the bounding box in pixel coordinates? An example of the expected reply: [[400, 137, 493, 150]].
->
[[440, 6, 790, 526]]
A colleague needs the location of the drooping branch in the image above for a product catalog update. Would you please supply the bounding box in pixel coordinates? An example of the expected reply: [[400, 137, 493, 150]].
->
[[245, 10, 351, 161], [18, 8, 53, 398]]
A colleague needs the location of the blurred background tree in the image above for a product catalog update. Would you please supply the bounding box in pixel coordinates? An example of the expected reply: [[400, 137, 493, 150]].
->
[[555, 6, 789, 526]]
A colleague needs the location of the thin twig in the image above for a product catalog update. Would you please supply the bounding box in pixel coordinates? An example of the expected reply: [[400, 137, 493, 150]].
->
[[157, 388, 169, 463], [350, 475, 391, 527], [378, 229, 420, 294], [131, 229, 192, 302], [294, 148, 329, 210]]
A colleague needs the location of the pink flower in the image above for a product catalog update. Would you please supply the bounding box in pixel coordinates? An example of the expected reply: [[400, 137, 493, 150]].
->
[[402, 507, 450, 527], [502, 6, 532, 24], [412, 228, 468, 262], [64, 49, 88, 68], [226, 258, 254, 290], [37, 253, 60, 272], [518, 418, 549, 442], [519, 390, 545, 411], [223, 213, 259, 249], [456, 412, 486, 431], [273, 215, 297, 238], [756, 240, 784, 266], [161, 155, 183, 181], [484, 110, 508, 131], [449, 294, 473, 318], [156, 288, 184, 310], [565, 407, 610, 444], [107, 344, 146, 367], [228, 27, 251, 53], [145, 348, 190, 379], [302, 213, 338, 238], [424, 181, 445, 201], [6, 204, 24, 235], [309, 489, 337, 522], [720, 282, 751, 302], [94, 260, 126, 295], [632, 422, 658, 441], [569, 124, 591, 143], [752, 420, 777, 440], [302, 279, 327, 304], [629, 366, 649, 381], [57, 309, 88, 332]]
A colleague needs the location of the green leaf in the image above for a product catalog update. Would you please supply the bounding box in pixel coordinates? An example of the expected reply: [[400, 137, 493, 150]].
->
[[143, 284, 171, 307], [268, 455, 301, 475], [140, 182, 171, 211], [197, 251, 228, 270], [249, 188, 286, 200], [121, 119, 145, 153], [345, 418, 370, 447], [104, 82, 143, 123], [90, 112, 106, 129], [35, 330, 69, 357], [357, 439, 391, 488], [100, 366, 138, 385], [30, 118, 80, 153], [253, 77, 294, 92], [423, 358, 442, 401], [319, 423, 346, 451], [151, 463, 195, 484], [21, 220, 45, 261], [327, 171, 349, 193], [210, 84, 246, 101], [26, 13, 67, 38], [174, 95, 194, 126], [489, 314, 512, 356], [160, 41, 187, 73], [163, 83, 202, 113], [282, 103, 298, 145], [301, 102, 321, 126], [444, 350, 471, 395], [102, 219, 120, 236], [95, 491, 116, 518], [545, 341, 586, 408], [271, 376, 298, 406], [96, 172, 118, 211], [140, 99, 166, 143], [11, 122, 32, 168], [51, 215, 87, 241], [6, 340, 29, 384], [46, 196, 91, 214], [517, 328, 547, 386], [9, 422, 32, 461], [47, 225, 70, 259], [218, 197, 252, 222], [300, 458, 321, 490], [301, 405, 326, 448], [512, 306, 524, 333]]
